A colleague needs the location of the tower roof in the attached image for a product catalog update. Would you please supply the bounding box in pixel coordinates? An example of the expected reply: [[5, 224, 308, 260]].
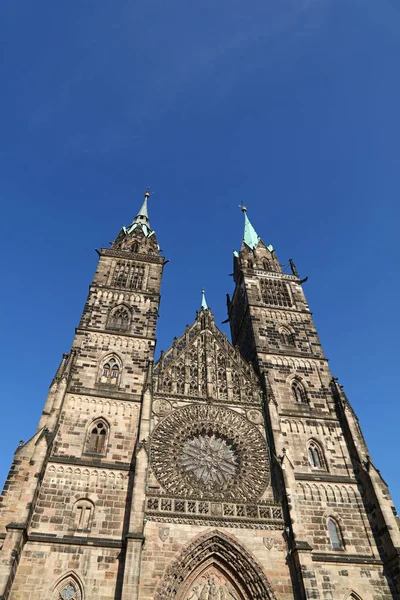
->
[[242, 205, 260, 250], [238, 205, 274, 253], [124, 190, 155, 238], [201, 288, 208, 310]]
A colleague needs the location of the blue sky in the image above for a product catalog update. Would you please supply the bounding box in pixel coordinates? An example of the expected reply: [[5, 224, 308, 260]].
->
[[1, 1, 400, 507]]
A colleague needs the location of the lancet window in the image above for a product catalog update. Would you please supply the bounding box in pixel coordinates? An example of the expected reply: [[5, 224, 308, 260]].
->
[[308, 441, 324, 469], [292, 380, 307, 404], [231, 371, 240, 401], [279, 327, 295, 346], [176, 362, 185, 394], [261, 279, 292, 307], [328, 518, 344, 550], [130, 265, 145, 289]]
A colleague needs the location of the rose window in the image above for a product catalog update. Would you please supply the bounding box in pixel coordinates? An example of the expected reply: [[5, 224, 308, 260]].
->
[[150, 405, 269, 501]]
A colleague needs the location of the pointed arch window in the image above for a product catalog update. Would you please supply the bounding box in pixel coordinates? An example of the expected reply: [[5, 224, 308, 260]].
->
[[59, 583, 80, 600], [176, 363, 185, 395], [247, 259, 253, 269], [107, 306, 130, 331], [163, 378, 172, 393], [292, 380, 307, 404], [217, 368, 227, 399], [113, 262, 129, 288], [53, 575, 82, 600], [86, 420, 108, 454], [308, 441, 325, 469], [280, 327, 295, 347], [130, 265, 145, 290], [101, 357, 120, 385], [263, 258, 271, 271], [132, 242, 139, 253], [328, 518, 344, 551], [74, 499, 94, 531]]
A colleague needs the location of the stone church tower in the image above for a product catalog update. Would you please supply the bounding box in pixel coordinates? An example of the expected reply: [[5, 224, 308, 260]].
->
[[0, 195, 399, 600]]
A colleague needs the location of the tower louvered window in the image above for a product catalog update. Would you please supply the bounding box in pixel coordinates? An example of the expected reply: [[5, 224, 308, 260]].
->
[[130, 265, 145, 289], [112, 261, 145, 290], [261, 279, 292, 307]]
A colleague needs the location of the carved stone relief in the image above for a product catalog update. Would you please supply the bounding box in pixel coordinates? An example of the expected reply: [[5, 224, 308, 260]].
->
[[152, 398, 172, 416], [185, 572, 241, 600], [246, 409, 264, 424], [155, 531, 277, 600]]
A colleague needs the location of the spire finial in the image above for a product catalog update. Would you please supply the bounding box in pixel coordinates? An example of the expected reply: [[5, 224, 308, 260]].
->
[[240, 202, 247, 213], [201, 288, 208, 310], [123, 188, 154, 238]]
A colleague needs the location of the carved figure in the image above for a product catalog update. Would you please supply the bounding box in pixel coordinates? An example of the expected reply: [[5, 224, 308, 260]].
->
[[187, 585, 200, 600]]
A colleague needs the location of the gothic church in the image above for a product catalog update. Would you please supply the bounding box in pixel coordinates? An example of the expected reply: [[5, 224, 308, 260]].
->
[[0, 193, 399, 600]]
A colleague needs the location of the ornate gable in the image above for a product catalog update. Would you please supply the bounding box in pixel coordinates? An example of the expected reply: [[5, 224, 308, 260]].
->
[[153, 308, 261, 405]]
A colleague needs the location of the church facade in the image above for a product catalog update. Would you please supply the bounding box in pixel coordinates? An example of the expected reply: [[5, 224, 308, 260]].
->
[[0, 193, 399, 600]]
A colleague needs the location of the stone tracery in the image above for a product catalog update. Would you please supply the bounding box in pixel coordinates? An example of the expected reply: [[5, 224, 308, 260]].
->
[[155, 531, 277, 600], [150, 405, 269, 501], [153, 312, 261, 404]]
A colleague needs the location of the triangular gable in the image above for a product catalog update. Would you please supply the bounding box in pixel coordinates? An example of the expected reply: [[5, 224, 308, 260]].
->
[[154, 309, 261, 405]]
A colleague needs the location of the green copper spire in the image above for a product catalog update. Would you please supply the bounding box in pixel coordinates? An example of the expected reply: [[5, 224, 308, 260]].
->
[[201, 288, 208, 310], [124, 189, 155, 238], [242, 205, 260, 250]]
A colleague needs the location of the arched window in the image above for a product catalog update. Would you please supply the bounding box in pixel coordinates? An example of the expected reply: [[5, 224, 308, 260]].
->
[[263, 258, 271, 271], [247, 259, 253, 269], [59, 583, 79, 600], [52, 575, 83, 600], [163, 378, 172, 392], [74, 499, 94, 531], [328, 518, 344, 550], [217, 367, 227, 399], [132, 242, 139, 253], [292, 380, 307, 403], [87, 420, 108, 454], [107, 306, 130, 331], [100, 357, 120, 385], [308, 441, 324, 469], [280, 327, 295, 346], [130, 265, 145, 289]]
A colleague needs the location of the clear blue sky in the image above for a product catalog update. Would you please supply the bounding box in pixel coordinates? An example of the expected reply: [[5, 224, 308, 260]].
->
[[1, 1, 400, 507]]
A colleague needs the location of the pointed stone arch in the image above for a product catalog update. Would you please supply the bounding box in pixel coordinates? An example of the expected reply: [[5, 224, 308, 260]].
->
[[51, 570, 84, 600], [155, 530, 277, 600]]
